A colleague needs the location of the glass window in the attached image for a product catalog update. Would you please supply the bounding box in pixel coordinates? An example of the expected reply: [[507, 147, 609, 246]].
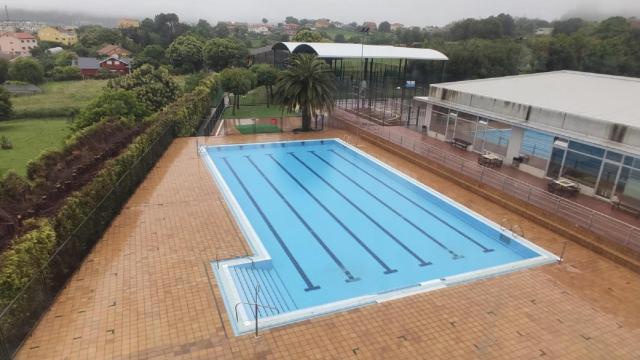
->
[[615, 167, 640, 203], [624, 156, 634, 166], [429, 111, 448, 136], [605, 151, 623, 162], [561, 151, 602, 187], [547, 147, 565, 179], [567, 141, 605, 158]]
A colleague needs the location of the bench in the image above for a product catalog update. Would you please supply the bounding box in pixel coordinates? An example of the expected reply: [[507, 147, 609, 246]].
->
[[612, 194, 640, 218], [450, 137, 471, 150]]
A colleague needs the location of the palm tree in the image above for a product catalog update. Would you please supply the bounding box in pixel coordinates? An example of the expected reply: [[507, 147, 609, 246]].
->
[[273, 54, 336, 131]]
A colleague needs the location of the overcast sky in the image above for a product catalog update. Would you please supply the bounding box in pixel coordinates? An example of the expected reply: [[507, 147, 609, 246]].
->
[[7, 0, 640, 26]]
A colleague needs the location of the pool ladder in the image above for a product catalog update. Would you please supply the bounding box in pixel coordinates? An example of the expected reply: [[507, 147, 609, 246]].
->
[[234, 284, 280, 337], [500, 218, 525, 237]]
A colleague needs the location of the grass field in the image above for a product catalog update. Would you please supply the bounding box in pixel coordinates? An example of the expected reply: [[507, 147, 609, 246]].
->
[[222, 104, 297, 119], [235, 124, 281, 134], [11, 80, 108, 118], [0, 117, 71, 176]]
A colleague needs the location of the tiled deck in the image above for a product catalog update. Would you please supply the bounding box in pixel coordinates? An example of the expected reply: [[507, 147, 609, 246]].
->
[[16, 129, 640, 359]]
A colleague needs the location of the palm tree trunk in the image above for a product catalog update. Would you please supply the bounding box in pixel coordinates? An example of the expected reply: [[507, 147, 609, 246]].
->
[[301, 106, 311, 131]]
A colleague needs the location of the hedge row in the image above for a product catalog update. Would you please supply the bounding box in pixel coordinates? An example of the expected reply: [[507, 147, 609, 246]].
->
[[0, 74, 220, 314]]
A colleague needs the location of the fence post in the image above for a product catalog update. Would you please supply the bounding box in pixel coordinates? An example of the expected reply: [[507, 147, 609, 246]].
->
[[624, 227, 633, 246], [555, 198, 561, 211], [527, 188, 532, 202], [588, 211, 595, 230], [480, 166, 485, 183]]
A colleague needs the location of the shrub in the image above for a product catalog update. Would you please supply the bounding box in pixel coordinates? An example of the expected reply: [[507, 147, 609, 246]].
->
[[72, 89, 150, 130], [0, 86, 12, 119], [0, 135, 12, 149], [51, 66, 82, 81], [8, 58, 45, 84], [108, 65, 180, 112]]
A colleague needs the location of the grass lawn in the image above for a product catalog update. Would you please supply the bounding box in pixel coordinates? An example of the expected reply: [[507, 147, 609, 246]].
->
[[235, 124, 281, 134], [0, 117, 71, 176], [11, 79, 108, 117], [235, 86, 268, 106], [222, 104, 297, 119]]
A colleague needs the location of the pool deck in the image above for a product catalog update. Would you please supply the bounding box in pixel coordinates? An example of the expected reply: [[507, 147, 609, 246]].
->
[[15, 129, 640, 359]]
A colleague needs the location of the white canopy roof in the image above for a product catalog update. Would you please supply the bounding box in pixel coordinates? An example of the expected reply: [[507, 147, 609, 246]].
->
[[272, 42, 448, 61]]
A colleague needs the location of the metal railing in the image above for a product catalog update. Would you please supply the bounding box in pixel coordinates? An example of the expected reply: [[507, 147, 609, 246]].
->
[[330, 114, 640, 252], [196, 96, 226, 137]]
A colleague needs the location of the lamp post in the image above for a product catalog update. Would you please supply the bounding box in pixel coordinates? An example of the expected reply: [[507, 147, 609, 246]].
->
[[357, 26, 369, 113]]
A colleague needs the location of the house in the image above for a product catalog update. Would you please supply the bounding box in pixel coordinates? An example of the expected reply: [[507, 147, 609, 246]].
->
[[118, 18, 140, 29], [363, 22, 377, 32], [74, 56, 132, 78], [248, 24, 271, 34], [37, 26, 77, 46], [390, 23, 404, 31], [0, 32, 38, 56], [534, 27, 553, 36], [0, 21, 45, 34], [283, 23, 300, 36], [97, 44, 131, 58], [314, 19, 331, 29]]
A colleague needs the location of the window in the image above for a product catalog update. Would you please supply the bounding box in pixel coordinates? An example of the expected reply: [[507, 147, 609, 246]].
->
[[561, 151, 602, 187], [568, 141, 605, 157], [547, 147, 565, 179], [605, 151, 623, 162]]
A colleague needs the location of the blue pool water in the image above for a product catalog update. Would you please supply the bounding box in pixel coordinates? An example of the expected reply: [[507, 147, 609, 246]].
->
[[203, 139, 556, 333]]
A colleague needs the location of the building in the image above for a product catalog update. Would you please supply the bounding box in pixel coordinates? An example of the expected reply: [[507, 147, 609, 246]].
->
[[413, 71, 640, 205], [534, 27, 553, 36], [390, 23, 404, 31], [117, 18, 140, 29], [314, 19, 331, 29], [74, 56, 132, 78], [97, 44, 131, 57], [37, 26, 77, 46], [248, 24, 271, 34], [283, 23, 300, 36], [0, 32, 37, 56], [0, 20, 45, 33], [363, 21, 377, 31]]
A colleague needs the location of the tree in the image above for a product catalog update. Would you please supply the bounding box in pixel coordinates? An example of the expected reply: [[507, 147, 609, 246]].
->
[[292, 30, 325, 42], [262, 18, 268, 24], [0, 59, 8, 84], [334, 33, 346, 43], [192, 19, 214, 38], [219, 67, 255, 115], [285, 16, 299, 24], [203, 38, 248, 72], [379, 21, 391, 33], [273, 54, 336, 131], [0, 87, 12, 120], [166, 34, 204, 73], [134, 44, 167, 68], [72, 89, 149, 130], [213, 22, 230, 37], [552, 18, 585, 36], [251, 64, 279, 107], [8, 58, 44, 84], [78, 25, 121, 48], [107, 64, 180, 112]]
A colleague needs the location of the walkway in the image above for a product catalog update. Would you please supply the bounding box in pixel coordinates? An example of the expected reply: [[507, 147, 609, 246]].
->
[[15, 129, 640, 359]]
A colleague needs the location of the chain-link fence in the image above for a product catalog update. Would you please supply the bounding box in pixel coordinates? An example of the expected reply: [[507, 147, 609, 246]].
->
[[0, 124, 176, 360], [329, 115, 640, 252]]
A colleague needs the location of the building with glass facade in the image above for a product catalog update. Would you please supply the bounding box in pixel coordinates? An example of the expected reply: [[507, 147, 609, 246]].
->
[[412, 71, 640, 204]]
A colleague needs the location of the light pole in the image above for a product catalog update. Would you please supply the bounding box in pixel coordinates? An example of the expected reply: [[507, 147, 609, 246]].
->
[[357, 26, 369, 113]]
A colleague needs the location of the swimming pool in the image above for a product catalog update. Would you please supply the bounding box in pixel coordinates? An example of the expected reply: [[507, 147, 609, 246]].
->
[[202, 139, 557, 335]]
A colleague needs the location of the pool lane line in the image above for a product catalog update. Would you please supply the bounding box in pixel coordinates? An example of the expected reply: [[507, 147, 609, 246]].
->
[[289, 152, 432, 267], [222, 157, 320, 292], [327, 149, 494, 253], [267, 154, 397, 275], [244, 156, 361, 283], [310, 151, 462, 260]]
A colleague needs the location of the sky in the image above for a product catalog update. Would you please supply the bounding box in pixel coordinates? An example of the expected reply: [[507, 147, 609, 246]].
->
[[7, 0, 640, 27]]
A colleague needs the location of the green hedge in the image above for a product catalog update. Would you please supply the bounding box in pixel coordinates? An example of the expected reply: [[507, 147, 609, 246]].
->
[[0, 74, 219, 356]]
